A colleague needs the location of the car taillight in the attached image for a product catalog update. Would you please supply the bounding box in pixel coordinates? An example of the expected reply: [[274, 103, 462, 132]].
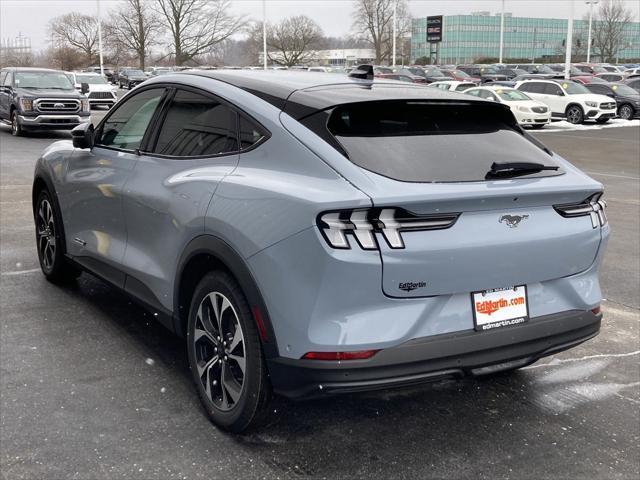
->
[[554, 193, 607, 228], [317, 208, 459, 250], [302, 350, 379, 360]]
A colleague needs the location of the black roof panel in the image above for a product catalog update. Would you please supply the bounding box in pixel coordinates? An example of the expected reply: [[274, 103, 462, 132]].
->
[[184, 70, 477, 118]]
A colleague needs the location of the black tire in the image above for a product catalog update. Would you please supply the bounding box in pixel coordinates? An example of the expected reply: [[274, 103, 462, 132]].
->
[[618, 104, 634, 120], [127, 82, 132, 90], [119, 81, 123, 89], [34, 189, 81, 283], [595, 117, 610, 124], [187, 271, 271, 433], [565, 105, 584, 124], [10, 110, 23, 137]]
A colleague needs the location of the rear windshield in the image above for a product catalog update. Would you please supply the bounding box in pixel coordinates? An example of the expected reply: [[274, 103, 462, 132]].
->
[[319, 101, 560, 183]]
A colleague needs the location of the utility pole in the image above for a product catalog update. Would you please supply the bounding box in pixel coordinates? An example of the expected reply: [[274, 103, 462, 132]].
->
[[97, 0, 104, 76], [586, 1, 598, 63], [499, 0, 505, 63], [392, 0, 397, 66], [262, 0, 267, 70], [564, 0, 574, 80]]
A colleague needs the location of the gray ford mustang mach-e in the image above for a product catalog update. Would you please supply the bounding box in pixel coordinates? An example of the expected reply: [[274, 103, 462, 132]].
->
[[32, 67, 609, 432]]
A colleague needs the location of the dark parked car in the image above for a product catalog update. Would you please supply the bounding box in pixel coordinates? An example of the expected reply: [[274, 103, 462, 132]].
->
[[118, 69, 147, 89], [584, 82, 640, 120], [0, 67, 90, 136], [391, 67, 428, 83], [406, 66, 450, 83], [441, 68, 481, 83], [457, 65, 509, 83], [496, 68, 528, 79]]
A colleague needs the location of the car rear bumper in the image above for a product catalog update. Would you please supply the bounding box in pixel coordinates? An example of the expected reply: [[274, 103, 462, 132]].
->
[[267, 309, 601, 399], [18, 114, 89, 129]]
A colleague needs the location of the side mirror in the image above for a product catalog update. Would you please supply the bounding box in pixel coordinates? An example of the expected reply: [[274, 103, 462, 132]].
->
[[80, 82, 90, 94], [71, 123, 95, 149]]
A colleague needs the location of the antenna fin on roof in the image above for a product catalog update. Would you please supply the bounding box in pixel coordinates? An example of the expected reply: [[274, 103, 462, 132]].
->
[[348, 64, 374, 80]]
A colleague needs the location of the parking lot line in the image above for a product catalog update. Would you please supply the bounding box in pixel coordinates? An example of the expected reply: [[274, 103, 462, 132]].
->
[[542, 132, 640, 144], [583, 171, 640, 180], [1, 268, 41, 276], [523, 350, 640, 369]]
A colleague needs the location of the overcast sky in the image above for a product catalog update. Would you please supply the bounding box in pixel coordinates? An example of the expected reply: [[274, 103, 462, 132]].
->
[[1, 0, 639, 51]]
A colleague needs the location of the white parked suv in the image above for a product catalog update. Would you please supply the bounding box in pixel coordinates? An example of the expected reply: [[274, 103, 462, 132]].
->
[[514, 79, 617, 124], [464, 86, 551, 129], [66, 72, 117, 109]]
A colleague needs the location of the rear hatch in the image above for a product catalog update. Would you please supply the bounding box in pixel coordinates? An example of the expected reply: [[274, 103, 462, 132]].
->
[[299, 98, 605, 298]]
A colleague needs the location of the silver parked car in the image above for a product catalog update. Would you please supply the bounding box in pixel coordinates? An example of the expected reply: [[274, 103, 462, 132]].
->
[[33, 68, 609, 432]]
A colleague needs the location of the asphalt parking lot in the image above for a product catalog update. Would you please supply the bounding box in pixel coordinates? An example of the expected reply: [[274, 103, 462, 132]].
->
[[1, 115, 639, 479]]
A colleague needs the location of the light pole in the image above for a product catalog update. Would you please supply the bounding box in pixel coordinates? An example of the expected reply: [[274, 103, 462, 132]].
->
[[392, 0, 397, 66], [97, 0, 104, 76], [499, 0, 505, 64], [586, 1, 598, 63], [564, 0, 575, 80], [262, 0, 267, 70]]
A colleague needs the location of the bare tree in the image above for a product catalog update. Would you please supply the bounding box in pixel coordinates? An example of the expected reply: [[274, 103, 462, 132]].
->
[[155, 0, 245, 65], [352, 0, 409, 64], [592, 0, 634, 62], [49, 13, 99, 65], [107, 0, 159, 70], [265, 16, 323, 66]]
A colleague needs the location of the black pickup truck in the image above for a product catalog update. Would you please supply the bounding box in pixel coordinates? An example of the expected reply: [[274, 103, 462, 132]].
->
[[0, 67, 91, 136]]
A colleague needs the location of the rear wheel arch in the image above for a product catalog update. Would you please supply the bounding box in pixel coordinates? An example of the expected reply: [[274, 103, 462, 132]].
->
[[174, 235, 279, 358]]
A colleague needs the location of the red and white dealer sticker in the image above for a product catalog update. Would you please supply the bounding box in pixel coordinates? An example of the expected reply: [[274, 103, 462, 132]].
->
[[471, 285, 529, 331]]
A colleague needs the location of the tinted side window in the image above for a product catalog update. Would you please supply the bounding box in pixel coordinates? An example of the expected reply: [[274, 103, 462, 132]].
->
[[465, 89, 482, 97], [521, 82, 544, 93], [543, 83, 563, 95], [153, 90, 238, 157], [98, 88, 164, 150], [588, 85, 607, 95], [239, 116, 266, 150]]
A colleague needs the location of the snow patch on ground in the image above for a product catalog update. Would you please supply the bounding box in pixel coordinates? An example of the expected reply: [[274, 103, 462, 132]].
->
[[540, 118, 640, 133]]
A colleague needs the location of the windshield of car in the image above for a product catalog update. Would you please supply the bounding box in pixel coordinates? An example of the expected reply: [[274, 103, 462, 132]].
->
[[612, 84, 639, 96], [320, 101, 559, 183], [535, 65, 555, 74], [450, 69, 470, 78], [496, 89, 531, 101], [153, 70, 172, 75], [126, 70, 145, 76], [591, 66, 607, 73], [480, 66, 498, 74], [75, 74, 107, 84], [562, 82, 590, 94], [425, 67, 445, 76], [375, 67, 393, 74], [14, 71, 74, 90]]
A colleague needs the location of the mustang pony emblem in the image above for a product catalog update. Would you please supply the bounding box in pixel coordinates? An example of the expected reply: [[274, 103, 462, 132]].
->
[[499, 214, 529, 228]]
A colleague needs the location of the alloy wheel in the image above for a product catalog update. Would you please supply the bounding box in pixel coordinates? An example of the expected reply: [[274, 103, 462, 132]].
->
[[619, 105, 633, 120], [193, 291, 246, 412], [566, 106, 583, 124], [36, 199, 56, 271]]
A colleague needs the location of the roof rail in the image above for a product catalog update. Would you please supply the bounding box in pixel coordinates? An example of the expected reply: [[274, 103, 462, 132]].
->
[[348, 64, 374, 80]]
